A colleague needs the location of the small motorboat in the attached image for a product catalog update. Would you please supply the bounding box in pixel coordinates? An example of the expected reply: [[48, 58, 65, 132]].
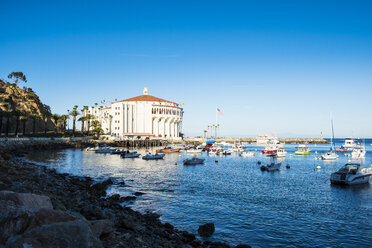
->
[[241, 151, 255, 157], [336, 146, 347, 152], [295, 145, 310, 155], [276, 147, 287, 157], [260, 162, 281, 171], [330, 162, 372, 185], [183, 157, 205, 165], [320, 151, 339, 160], [156, 147, 182, 153], [111, 149, 125, 154], [142, 152, 165, 160], [86, 143, 100, 151], [121, 151, 140, 158]]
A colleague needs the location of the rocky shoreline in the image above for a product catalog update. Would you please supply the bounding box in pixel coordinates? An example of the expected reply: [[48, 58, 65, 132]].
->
[[0, 142, 251, 248]]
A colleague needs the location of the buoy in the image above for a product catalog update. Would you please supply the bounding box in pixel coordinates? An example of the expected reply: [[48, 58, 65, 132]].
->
[[257, 161, 261, 165], [260, 165, 266, 171], [175, 163, 177, 165], [315, 151, 317, 154], [316, 166, 321, 170], [286, 164, 290, 169], [215, 160, 218, 163]]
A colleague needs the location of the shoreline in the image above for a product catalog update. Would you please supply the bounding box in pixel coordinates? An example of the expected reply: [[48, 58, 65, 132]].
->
[[0, 141, 251, 247]]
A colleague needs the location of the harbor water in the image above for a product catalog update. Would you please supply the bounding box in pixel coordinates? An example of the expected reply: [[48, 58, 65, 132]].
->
[[25, 140, 372, 248]]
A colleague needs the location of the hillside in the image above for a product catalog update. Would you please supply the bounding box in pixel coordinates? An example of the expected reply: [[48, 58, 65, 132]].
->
[[0, 78, 56, 135]]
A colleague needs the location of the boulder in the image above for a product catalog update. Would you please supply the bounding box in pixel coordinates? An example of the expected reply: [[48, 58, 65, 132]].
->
[[0, 205, 76, 245], [133, 191, 145, 196], [89, 219, 113, 239], [90, 179, 114, 196], [0, 191, 53, 210], [6, 219, 102, 248], [198, 223, 215, 237]]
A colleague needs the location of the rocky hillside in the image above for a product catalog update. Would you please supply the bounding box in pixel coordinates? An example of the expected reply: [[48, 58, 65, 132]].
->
[[0, 79, 55, 134]]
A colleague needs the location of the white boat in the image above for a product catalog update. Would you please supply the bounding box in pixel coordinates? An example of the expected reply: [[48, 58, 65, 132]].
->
[[185, 149, 202, 155], [276, 147, 287, 157], [330, 162, 372, 185], [351, 147, 366, 158], [183, 157, 205, 165], [86, 144, 100, 151], [121, 151, 140, 158], [321, 151, 339, 160], [241, 151, 255, 157], [343, 138, 356, 150], [260, 162, 281, 171], [321, 114, 338, 160], [142, 152, 165, 160]]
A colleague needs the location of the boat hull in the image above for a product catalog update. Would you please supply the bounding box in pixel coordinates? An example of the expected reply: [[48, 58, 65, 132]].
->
[[156, 148, 181, 153], [295, 151, 310, 155]]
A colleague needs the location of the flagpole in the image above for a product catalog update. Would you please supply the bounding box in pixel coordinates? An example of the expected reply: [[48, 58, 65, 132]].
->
[[215, 106, 218, 139]]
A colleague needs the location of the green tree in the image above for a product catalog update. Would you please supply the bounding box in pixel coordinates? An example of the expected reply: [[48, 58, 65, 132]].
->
[[8, 72, 27, 86], [91, 120, 103, 137], [85, 114, 94, 135], [4, 111, 12, 137], [41, 106, 52, 136], [70, 105, 79, 136], [51, 114, 61, 133]]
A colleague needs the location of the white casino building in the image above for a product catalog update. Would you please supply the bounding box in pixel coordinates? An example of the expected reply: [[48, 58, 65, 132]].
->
[[85, 88, 183, 139]]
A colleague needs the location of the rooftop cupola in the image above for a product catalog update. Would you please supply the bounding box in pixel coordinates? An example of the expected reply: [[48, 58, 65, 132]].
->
[[143, 87, 149, 95]]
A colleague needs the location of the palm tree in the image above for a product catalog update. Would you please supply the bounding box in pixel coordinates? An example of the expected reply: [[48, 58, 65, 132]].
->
[[216, 124, 220, 138], [91, 120, 103, 137], [30, 114, 39, 135], [60, 114, 69, 133], [41, 111, 52, 135], [85, 114, 94, 135], [203, 130, 208, 139], [70, 105, 79, 136], [51, 114, 60, 133], [78, 116, 85, 135]]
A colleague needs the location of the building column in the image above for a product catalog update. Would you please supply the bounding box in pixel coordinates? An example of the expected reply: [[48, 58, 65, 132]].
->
[[159, 118, 165, 138]]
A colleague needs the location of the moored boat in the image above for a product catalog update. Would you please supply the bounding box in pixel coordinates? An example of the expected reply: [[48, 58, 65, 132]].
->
[[260, 162, 281, 171], [295, 144, 310, 155], [142, 152, 165, 160], [276, 147, 287, 157], [121, 151, 140, 158], [330, 162, 372, 185], [183, 157, 205, 165], [241, 151, 255, 157], [156, 147, 182, 153]]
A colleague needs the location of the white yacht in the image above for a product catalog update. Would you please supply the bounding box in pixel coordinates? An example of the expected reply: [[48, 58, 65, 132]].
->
[[330, 163, 372, 185], [344, 138, 356, 150], [351, 146, 366, 158]]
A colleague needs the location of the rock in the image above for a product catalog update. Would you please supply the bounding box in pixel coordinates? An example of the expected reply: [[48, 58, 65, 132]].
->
[[6, 219, 103, 248], [90, 179, 113, 196], [235, 245, 252, 248], [0, 191, 53, 210], [89, 219, 113, 239], [0, 206, 76, 245], [163, 222, 174, 230], [209, 241, 230, 248], [80, 205, 106, 220], [133, 191, 145, 196], [120, 196, 136, 202], [108, 194, 120, 201], [198, 223, 215, 237]]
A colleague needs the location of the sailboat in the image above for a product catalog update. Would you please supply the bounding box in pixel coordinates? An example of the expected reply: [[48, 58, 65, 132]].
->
[[321, 114, 338, 160]]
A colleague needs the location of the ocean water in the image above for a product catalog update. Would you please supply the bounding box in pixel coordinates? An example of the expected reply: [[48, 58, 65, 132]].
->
[[25, 140, 372, 247]]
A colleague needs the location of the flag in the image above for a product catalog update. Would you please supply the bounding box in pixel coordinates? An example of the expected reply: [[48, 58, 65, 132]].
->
[[217, 108, 223, 115]]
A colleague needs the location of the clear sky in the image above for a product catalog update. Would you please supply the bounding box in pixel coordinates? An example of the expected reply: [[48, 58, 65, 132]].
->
[[1, 0, 371, 138]]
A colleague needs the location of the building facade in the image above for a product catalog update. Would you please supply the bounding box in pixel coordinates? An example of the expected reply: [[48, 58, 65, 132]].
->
[[84, 88, 183, 139]]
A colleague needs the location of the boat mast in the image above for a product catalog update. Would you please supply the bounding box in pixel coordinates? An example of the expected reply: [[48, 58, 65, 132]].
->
[[330, 113, 335, 151]]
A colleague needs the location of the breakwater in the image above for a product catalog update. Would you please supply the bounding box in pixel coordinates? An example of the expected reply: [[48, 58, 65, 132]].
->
[[183, 138, 328, 144]]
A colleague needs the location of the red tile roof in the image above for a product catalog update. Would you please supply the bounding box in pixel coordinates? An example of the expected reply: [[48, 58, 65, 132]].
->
[[115, 94, 174, 103]]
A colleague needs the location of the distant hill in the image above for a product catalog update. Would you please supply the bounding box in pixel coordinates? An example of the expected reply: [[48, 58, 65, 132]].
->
[[0, 77, 56, 135]]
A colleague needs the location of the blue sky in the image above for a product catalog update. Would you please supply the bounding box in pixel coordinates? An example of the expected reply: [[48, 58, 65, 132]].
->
[[1, 0, 371, 137]]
